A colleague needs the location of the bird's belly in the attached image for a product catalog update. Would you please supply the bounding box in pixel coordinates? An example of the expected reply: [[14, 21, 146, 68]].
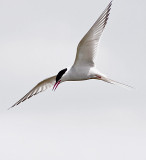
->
[[68, 76, 88, 81], [62, 66, 98, 82], [67, 72, 90, 81]]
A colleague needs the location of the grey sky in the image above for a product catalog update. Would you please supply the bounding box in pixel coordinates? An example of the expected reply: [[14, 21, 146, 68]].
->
[[0, 0, 146, 160]]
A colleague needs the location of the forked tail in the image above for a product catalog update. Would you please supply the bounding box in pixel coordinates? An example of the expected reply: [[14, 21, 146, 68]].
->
[[100, 76, 133, 89]]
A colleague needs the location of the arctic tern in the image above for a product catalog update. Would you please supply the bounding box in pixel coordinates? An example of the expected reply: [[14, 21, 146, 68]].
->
[[9, 1, 131, 109]]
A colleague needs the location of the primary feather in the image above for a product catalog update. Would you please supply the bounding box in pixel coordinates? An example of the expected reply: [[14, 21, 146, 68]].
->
[[9, 76, 56, 109], [73, 1, 112, 67]]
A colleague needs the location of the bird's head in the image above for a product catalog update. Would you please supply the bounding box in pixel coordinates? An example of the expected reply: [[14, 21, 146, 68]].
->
[[52, 68, 67, 91]]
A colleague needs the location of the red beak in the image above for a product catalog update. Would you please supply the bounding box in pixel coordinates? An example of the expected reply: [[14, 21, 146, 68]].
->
[[52, 80, 61, 91]]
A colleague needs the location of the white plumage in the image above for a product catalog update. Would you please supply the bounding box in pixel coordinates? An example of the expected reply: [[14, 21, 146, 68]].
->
[[9, 1, 131, 109]]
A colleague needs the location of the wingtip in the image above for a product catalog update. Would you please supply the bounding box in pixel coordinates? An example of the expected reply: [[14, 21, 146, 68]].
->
[[8, 105, 14, 110], [8, 103, 18, 110], [110, 0, 113, 4], [109, 1, 113, 7], [8, 107, 12, 110], [108, 1, 113, 9]]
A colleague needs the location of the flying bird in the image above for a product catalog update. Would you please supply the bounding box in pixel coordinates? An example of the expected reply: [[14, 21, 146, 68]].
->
[[9, 1, 131, 109]]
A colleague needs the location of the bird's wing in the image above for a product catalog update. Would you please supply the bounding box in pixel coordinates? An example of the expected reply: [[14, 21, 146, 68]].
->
[[9, 75, 56, 109], [73, 1, 112, 68]]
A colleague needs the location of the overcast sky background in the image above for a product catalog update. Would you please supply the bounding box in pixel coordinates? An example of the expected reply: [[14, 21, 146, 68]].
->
[[0, 0, 146, 159]]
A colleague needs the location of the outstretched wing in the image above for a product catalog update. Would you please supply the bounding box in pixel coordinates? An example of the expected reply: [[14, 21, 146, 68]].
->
[[73, 1, 112, 68], [9, 76, 56, 109]]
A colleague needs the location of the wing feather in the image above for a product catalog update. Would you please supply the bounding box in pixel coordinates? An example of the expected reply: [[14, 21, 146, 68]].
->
[[73, 1, 112, 67], [9, 76, 56, 109]]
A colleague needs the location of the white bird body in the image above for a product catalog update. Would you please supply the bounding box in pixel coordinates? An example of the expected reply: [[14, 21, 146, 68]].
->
[[9, 1, 131, 109], [61, 66, 99, 82]]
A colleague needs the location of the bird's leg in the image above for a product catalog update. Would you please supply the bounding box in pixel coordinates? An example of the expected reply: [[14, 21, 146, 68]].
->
[[96, 75, 112, 84], [96, 75, 111, 83], [96, 75, 102, 80]]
